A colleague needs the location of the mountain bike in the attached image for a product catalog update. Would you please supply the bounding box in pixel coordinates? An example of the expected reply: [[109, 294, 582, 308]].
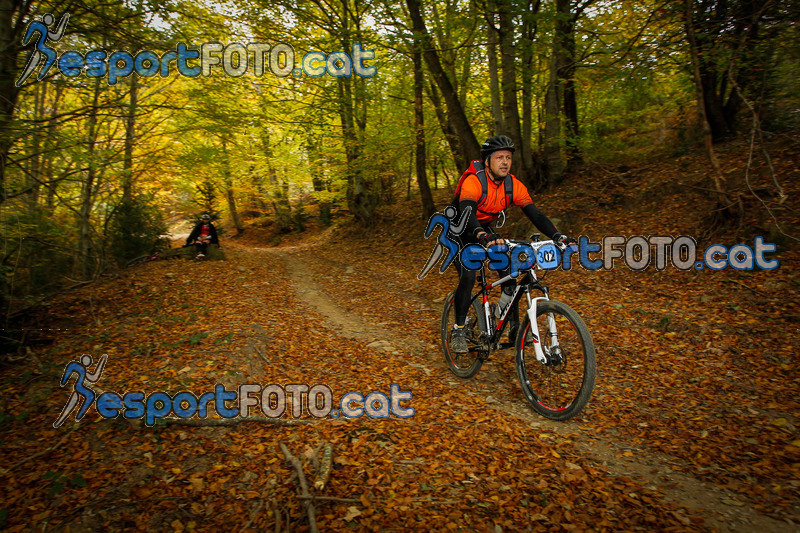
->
[[126, 248, 167, 267], [440, 235, 596, 421], [125, 236, 175, 267]]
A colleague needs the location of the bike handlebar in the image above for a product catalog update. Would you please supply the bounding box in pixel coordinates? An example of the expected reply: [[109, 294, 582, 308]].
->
[[504, 238, 569, 252]]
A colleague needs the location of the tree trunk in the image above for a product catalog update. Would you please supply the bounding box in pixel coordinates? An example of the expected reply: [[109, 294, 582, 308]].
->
[[560, 13, 581, 167], [497, 0, 530, 183], [0, 0, 30, 205], [205, 243, 225, 260], [221, 138, 243, 233], [413, 48, 435, 219], [441, 164, 452, 190], [122, 75, 138, 203], [486, 0, 505, 135], [687, 0, 770, 142], [407, 0, 481, 168], [249, 168, 269, 212], [261, 128, 292, 227], [700, 65, 736, 141], [44, 84, 63, 211], [339, 74, 379, 224], [426, 81, 462, 172], [311, 176, 331, 225], [406, 153, 412, 201], [458, 41, 471, 112], [542, 63, 564, 186], [430, 0, 461, 107], [225, 185, 243, 233], [78, 77, 103, 280], [684, 0, 733, 216], [541, 0, 569, 187], [520, 0, 540, 181], [27, 81, 45, 207], [305, 134, 332, 225], [339, 3, 379, 225]]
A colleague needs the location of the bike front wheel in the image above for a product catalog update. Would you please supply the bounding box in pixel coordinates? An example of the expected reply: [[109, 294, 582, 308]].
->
[[515, 300, 596, 420], [441, 291, 487, 378]]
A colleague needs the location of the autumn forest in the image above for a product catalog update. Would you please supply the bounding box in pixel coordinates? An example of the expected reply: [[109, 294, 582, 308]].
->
[[1, 0, 799, 530]]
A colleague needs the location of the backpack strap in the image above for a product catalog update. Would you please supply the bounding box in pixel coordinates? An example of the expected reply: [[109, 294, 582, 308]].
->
[[473, 162, 489, 205], [476, 174, 515, 217], [453, 161, 487, 202], [453, 162, 514, 216]]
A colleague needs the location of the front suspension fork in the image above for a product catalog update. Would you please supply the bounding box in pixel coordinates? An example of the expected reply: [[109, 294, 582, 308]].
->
[[524, 290, 558, 364]]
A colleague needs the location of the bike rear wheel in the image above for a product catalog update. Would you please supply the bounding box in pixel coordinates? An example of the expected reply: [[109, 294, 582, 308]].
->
[[441, 291, 487, 378], [515, 300, 595, 420]]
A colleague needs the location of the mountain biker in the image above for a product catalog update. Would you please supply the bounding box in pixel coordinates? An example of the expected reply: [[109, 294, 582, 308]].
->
[[186, 214, 219, 258], [450, 135, 576, 353]]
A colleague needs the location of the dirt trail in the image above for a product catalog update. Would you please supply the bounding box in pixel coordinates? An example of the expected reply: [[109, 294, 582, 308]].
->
[[248, 243, 790, 533]]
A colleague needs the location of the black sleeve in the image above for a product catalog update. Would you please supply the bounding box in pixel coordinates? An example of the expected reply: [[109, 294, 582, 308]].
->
[[458, 199, 485, 241], [522, 203, 559, 240], [187, 224, 199, 243], [210, 224, 219, 244]]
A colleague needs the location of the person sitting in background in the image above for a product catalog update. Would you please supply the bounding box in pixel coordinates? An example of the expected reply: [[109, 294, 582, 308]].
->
[[186, 214, 219, 258]]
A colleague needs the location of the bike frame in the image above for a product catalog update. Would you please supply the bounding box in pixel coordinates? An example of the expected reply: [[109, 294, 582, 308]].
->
[[470, 240, 558, 363]]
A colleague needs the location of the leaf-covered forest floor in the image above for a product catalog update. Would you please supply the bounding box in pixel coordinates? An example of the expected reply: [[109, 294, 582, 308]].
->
[[1, 137, 799, 532]]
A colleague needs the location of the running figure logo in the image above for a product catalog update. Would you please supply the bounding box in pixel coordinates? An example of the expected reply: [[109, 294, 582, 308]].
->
[[417, 205, 471, 280], [16, 13, 70, 87], [54, 354, 107, 428]]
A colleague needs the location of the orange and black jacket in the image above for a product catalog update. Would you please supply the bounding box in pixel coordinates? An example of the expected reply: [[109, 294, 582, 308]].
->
[[453, 160, 559, 242]]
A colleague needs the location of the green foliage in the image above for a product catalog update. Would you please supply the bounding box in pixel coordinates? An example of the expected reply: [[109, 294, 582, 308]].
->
[[106, 195, 168, 266], [761, 23, 800, 132], [292, 202, 310, 232], [194, 179, 218, 214], [1, 0, 797, 314], [273, 208, 294, 233], [573, 3, 697, 162], [0, 206, 74, 314], [0, 410, 29, 424], [41, 471, 87, 498], [184, 331, 209, 345]]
